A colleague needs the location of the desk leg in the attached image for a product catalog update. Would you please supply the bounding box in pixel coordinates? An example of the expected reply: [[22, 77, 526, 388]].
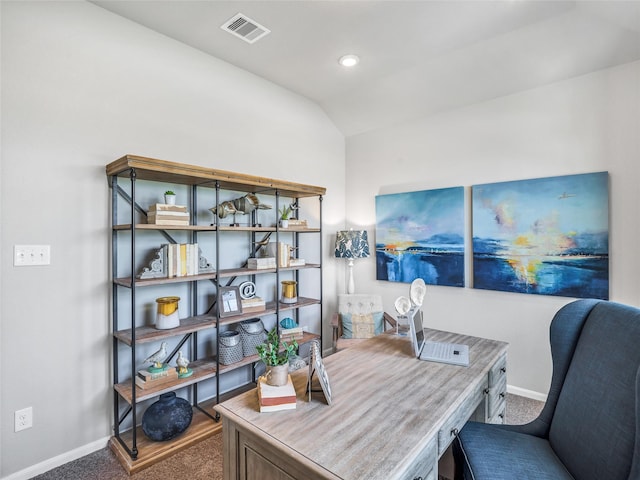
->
[[221, 417, 238, 480]]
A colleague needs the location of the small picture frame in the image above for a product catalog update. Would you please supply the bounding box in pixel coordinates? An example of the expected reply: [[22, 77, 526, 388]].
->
[[218, 286, 243, 318], [307, 339, 332, 405]]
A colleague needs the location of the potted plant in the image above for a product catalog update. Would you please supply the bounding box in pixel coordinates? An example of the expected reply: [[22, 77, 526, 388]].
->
[[278, 204, 292, 228], [164, 190, 176, 205], [256, 326, 298, 386]]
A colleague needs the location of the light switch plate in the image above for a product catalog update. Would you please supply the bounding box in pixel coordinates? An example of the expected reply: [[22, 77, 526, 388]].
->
[[14, 245, 51, 266]]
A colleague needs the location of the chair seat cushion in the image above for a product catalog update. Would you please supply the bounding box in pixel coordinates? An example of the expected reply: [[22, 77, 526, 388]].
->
[[455, 422, 574, 480]]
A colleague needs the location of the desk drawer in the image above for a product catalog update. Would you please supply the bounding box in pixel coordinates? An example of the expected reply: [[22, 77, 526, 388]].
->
[[488, 355, 507, 387], [487, 380, 506, 418], [488, 404, 506, 424], [403, 438, 437, 480], [414, 468, 436, 480], [487, 355, 507, 419], [437, 380, 487, 455]]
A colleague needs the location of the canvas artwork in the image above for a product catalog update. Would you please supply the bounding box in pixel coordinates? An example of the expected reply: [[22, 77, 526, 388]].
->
[[375, 187, 464, 287], [472, 172, 609, 299]]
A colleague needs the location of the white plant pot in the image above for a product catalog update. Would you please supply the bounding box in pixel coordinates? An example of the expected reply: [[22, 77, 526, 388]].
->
[[280, 219, 289, 228], [266, 364, 289, 386], [165, 194, 176, 205]]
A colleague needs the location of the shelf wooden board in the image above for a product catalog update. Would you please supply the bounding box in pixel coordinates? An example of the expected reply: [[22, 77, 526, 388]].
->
[[115, 358, 218, 404], [219, 263, 321, 278], [115, 332, 320, 405], [113, 265, 321, 288], [275, 296, 321, 311], [112, 224, 321, 233], [113, 273, 217, 288], [114, 315, 217, 346], [218, 225, 320, 233], [113, 224, 217, 231], [217, 297, 321, 327], [107, 155, 326, 198], [114, 298, 320, 345], [109, 397, 221, 474]]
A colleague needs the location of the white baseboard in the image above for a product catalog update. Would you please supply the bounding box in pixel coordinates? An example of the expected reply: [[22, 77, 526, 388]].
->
[[507, 384, 548, 403], [1, 436, 110, 480]]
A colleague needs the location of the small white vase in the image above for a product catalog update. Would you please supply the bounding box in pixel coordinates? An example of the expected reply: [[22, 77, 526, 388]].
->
[[280, 219, 289, 229], [165, 194, 176, 205]]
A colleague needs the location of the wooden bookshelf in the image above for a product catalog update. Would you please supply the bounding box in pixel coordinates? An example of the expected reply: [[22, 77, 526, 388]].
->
[[107, 155, 325, 470]]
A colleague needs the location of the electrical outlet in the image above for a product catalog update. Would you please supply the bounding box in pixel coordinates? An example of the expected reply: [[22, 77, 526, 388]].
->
[[15, 407, 33, 432], [14, 245, 51, 266]]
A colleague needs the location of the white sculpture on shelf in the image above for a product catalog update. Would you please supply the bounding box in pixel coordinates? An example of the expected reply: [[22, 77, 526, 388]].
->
[[176, 350, 192, 378], [143, 341, 168, 371]]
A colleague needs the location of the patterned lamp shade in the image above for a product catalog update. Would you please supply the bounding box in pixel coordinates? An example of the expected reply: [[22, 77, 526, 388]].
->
[[335, 230, 370, 259]]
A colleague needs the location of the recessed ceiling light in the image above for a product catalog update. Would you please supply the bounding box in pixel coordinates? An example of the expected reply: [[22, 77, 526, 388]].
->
[[339, 54, 360, 67]]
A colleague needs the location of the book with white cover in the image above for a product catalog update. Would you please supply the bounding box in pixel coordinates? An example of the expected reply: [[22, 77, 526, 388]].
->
[[148, 203, 188, 213]]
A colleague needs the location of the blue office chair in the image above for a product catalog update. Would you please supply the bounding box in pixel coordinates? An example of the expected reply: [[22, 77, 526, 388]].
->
[[453, 299, 640, 480]]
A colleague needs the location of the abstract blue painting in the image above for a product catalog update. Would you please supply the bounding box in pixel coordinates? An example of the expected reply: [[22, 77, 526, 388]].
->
[[472, 172, 609, 299], [375, 187, 464, 287]]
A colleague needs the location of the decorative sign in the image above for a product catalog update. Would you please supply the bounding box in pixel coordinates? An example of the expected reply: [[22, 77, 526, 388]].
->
[[307, 340, 332, 405], [238, 281, 256, 299]]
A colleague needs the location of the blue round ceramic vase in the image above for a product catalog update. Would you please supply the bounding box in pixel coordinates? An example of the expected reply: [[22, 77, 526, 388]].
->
[[142, 392, 193, 441]]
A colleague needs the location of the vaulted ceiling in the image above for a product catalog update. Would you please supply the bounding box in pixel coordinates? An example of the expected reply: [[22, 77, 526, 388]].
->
[[92, 1, 640, 137]]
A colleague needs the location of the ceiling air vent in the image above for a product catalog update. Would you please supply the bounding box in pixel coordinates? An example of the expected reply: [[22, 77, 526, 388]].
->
[[221, 13, 271, 44]]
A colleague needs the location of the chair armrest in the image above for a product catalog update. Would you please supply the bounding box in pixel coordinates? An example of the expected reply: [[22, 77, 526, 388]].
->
[[383, 312, 397, 332], [331, 312, 339, 329], [331, 312, 341, 352]]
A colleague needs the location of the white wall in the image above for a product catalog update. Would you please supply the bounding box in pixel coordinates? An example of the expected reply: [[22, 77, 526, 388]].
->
[[0, 2, 344, 477], [346, 60, 640, 396]]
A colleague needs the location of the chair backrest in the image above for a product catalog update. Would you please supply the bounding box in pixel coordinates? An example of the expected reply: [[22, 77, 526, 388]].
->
[[337, 294, 388, 339], [548, 301, 640, 480], [338, 294, 384, 316]]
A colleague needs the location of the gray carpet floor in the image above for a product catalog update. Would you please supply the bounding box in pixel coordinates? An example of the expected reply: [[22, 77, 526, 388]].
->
[[31, 393, 543, 479]]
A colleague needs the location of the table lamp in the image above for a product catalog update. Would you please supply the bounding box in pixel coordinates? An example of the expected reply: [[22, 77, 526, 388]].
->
[[334, 230, 370, 294]]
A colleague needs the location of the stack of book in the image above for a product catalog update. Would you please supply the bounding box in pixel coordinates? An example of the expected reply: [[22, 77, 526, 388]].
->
[[241, 296, 266, 313], [257, 374, 297, 412], [280, 326, 304, 342], [265, 242, 291, 268], [148, 204, 190, 226], [165, 243, 200, 277], [135, 367, 178, 390], [275, 242, 291, 268], [286, 219, 308, 228], [247, 257, 277, 270]]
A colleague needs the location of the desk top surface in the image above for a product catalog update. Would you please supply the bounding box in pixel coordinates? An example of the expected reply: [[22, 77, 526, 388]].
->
[[215, 329, 508, 480]]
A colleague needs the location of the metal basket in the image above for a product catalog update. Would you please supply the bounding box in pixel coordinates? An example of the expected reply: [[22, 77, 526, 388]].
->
[[239, 318, 267, 357], [218, 331, 243, 365], [239, 318, 264, 334]]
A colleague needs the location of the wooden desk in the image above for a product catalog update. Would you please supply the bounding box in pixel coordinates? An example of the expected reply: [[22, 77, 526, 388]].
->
[[215, 329, 508, 480]]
